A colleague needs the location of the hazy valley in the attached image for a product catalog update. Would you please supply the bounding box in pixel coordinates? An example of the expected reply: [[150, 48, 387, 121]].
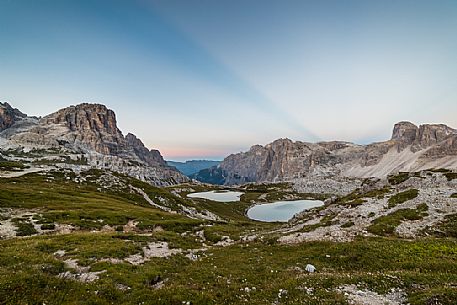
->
[[167, 160, 221, 177]]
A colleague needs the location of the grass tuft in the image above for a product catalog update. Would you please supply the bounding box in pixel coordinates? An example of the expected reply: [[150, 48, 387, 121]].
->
[[388, 172, 410, 185], [368, 203, 428, 236], [387, 189, 419, 208]]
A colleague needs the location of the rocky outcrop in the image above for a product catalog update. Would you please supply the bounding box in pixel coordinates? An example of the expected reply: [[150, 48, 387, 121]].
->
[[0, 102, 27, 132], [392, 121, 457, 151], [41, 103, 128, 155], [391, 121, 418, 144], [219, 139, 357, 184], [0, 102, 188, 186], [197, 122, 457, 185], [415, 124, 456, 148], [125, 133, 166, 167]]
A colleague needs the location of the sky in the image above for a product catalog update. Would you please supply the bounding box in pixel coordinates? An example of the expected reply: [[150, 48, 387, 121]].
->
[[1, 0, 457, 161]]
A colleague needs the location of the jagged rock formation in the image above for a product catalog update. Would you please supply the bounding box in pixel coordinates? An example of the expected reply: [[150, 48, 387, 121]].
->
[[40, 103, 128, 155], [0, 102, 27, 132], [392, 121, 457, 152], [125, 133, 166, 166], [196, 122, 457, 185], [0, 102, 187, 186]]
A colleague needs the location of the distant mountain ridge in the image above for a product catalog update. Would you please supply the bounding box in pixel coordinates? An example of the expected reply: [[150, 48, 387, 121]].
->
[[194, 121, 457, 185], [167, 160, 221, 176], [0, 102, 187, 186]]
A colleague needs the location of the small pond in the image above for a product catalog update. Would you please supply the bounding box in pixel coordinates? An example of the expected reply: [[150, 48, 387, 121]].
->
[[187, 190, 244, 202], [247, 200, 324, 222]]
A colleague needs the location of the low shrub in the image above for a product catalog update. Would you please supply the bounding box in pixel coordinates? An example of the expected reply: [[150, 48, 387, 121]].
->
[[388, 189, 419, 208], [368, 204, 428, 236]]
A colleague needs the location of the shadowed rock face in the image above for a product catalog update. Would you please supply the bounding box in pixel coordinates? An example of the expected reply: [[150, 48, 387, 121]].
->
[[392, 121, 457, 150], [125, 133, 166, 167], [0, 102, 27, 132], [391, 121, 418, 145], [0, 102, 188, 186], [415, 124, 456, 147], [197, 121, 457, 185]]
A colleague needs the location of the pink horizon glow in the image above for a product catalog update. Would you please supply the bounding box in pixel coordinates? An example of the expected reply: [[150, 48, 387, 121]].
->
[[160, 147, 227, 161]]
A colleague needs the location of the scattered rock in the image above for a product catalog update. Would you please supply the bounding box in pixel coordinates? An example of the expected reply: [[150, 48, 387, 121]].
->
[[214, 236, 235, 247], [57, 258, 106, 283], [305, 264, 316, 273], [115, 283, 131, 291], [53, 250, 66, 257], [338, 284, 407, 305], [125, 242, 182, 265]]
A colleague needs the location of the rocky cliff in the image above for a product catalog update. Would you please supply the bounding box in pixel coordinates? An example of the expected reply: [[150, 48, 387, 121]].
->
[[0, 102, 27, 132], [40, 103, 128, 155], [125, 133, 166, 167], [0, 102, 187, 186], [197, 122, 457, 185]]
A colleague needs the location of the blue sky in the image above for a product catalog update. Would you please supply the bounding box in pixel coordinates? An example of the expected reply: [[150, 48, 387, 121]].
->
[[1, 0, 457, 161]]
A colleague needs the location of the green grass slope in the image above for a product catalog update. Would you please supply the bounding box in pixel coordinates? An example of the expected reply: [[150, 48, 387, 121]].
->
[[0, 170, 456, 304]]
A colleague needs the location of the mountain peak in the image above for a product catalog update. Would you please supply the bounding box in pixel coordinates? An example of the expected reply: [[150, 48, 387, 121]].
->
[[391, 121, 456, 147], [125, 133, 166, 166], [40, 103, 125, 154], [391, 121, 418, 143], [416, 123, 456, 147], [0, 101, 187, 186], [44, 103, 120, 132]]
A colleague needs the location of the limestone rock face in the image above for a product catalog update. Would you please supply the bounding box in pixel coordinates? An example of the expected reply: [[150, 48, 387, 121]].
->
[[125, 133, 166, 166], [200, 122, 457, 185], [391, 121, 456, 149], [415, 124, 456, 148], [0, 102, 188, 186], [0, 102, 27, 132], [41, 103, 128, 155], [391, 121, 418, 145]]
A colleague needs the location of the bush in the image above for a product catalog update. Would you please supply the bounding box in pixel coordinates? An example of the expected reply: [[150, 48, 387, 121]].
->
[[0, 161, 27, 171], [444, 172, 457, 181], [346, 198, 366, 207], [388, 172, 410, 185], [40, 223, 55, 230], [341, 221, 355, 228], [15, 221, 38, 236]]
